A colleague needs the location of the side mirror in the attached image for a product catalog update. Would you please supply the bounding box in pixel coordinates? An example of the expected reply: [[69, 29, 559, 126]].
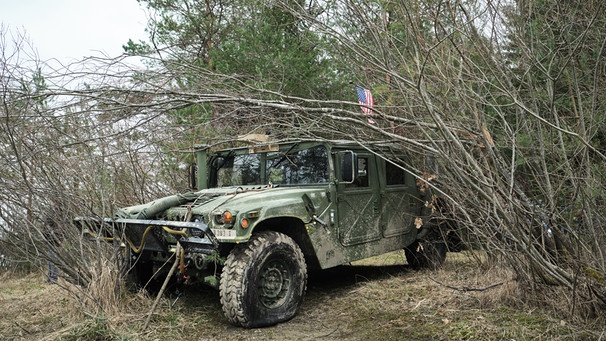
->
[[195, 144, 209, 190], [211, 156, 226, 168], [340, 150, 358, 183], [188, 164, 197, 190]]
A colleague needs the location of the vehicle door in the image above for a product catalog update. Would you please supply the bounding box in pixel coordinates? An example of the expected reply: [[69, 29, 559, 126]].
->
[[380, 160, 416, 237], [336, 152, 382, 246]]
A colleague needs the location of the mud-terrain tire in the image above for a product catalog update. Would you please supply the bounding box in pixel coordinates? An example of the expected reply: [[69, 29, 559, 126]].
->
[[405, 240, 446, 270], [220, 231, 307, 328]]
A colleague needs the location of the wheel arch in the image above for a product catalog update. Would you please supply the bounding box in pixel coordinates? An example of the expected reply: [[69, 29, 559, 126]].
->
[[252, 217, 321, 271]]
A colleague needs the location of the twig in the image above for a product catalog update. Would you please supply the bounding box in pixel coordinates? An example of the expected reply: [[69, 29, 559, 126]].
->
[[412, 298, 427, 310], [314, 326, 340, 339], [13, 321, 30, 334], [143, 244, 181, 330], [429, 276, 504, 292]]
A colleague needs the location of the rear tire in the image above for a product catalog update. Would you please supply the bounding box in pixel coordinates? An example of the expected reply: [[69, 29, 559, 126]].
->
[[220, 231, 307, 328]]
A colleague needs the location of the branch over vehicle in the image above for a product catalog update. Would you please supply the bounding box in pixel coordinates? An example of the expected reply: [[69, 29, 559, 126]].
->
[[77, 138, 460, 327]]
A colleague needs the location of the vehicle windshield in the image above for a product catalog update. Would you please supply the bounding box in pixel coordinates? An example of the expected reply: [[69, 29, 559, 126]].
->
[[215, 145, 329, 187]]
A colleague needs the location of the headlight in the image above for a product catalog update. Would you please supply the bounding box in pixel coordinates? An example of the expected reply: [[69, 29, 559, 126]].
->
[[222, 211, 233, 223], [216, 210, 234, 224]]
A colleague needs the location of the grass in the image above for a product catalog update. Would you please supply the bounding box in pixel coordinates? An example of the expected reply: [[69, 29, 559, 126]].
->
[[0, 251, 604, 340]]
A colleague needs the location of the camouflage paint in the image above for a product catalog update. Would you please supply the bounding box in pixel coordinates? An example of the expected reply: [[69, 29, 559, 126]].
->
[[109, 140, 430, 278]]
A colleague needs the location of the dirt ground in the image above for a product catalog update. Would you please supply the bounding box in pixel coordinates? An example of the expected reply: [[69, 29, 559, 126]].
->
[[1, 251, 604, 340]]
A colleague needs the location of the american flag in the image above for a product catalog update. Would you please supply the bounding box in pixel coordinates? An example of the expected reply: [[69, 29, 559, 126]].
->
[[355, 85, 375, 123]]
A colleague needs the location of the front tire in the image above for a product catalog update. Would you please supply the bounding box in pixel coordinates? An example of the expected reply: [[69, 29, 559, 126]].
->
[[220, 231, 307, 328]]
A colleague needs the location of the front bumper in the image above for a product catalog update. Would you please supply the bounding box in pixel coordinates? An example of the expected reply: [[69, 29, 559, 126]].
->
[[75, 217, 219, 255]]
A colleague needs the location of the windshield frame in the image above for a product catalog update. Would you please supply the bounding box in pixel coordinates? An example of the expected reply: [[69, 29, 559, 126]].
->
[[209, 143, 331, 188]]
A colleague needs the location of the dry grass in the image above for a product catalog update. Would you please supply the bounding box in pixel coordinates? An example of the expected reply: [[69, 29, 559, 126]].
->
[[1, 251, 604, 340], [72, 260, 125, 317], [0, 272, 81, 340]]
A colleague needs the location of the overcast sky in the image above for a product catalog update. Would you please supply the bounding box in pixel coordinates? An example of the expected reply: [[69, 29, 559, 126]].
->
[[1, 0, 148, 63]]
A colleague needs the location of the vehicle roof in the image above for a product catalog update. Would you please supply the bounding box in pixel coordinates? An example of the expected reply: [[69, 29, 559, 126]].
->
[[195, 139, 399, 152]]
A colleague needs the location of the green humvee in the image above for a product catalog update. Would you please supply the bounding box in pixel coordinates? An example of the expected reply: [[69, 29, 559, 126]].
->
[[83, 139, 458, 328]]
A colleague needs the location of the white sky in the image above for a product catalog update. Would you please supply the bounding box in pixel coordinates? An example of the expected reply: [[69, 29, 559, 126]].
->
[[1, 0, 148, 63]]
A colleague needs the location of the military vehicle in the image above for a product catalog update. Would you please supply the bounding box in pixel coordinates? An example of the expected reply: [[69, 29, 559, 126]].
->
[[80, 139, 458, 328]]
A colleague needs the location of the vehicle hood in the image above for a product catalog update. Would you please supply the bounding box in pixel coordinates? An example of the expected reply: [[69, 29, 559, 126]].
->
[[114, 185, 329, 222]]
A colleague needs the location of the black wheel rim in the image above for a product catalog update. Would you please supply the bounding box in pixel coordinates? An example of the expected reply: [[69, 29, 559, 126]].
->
[[258, 258, 292, 309]]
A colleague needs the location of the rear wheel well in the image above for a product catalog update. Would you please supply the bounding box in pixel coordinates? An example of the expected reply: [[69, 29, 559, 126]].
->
[[252, 217, 321, 271]]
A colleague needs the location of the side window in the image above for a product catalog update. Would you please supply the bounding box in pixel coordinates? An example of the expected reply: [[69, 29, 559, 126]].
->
[[347, 157, 369, 188], [386, 162, 406, 186]]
